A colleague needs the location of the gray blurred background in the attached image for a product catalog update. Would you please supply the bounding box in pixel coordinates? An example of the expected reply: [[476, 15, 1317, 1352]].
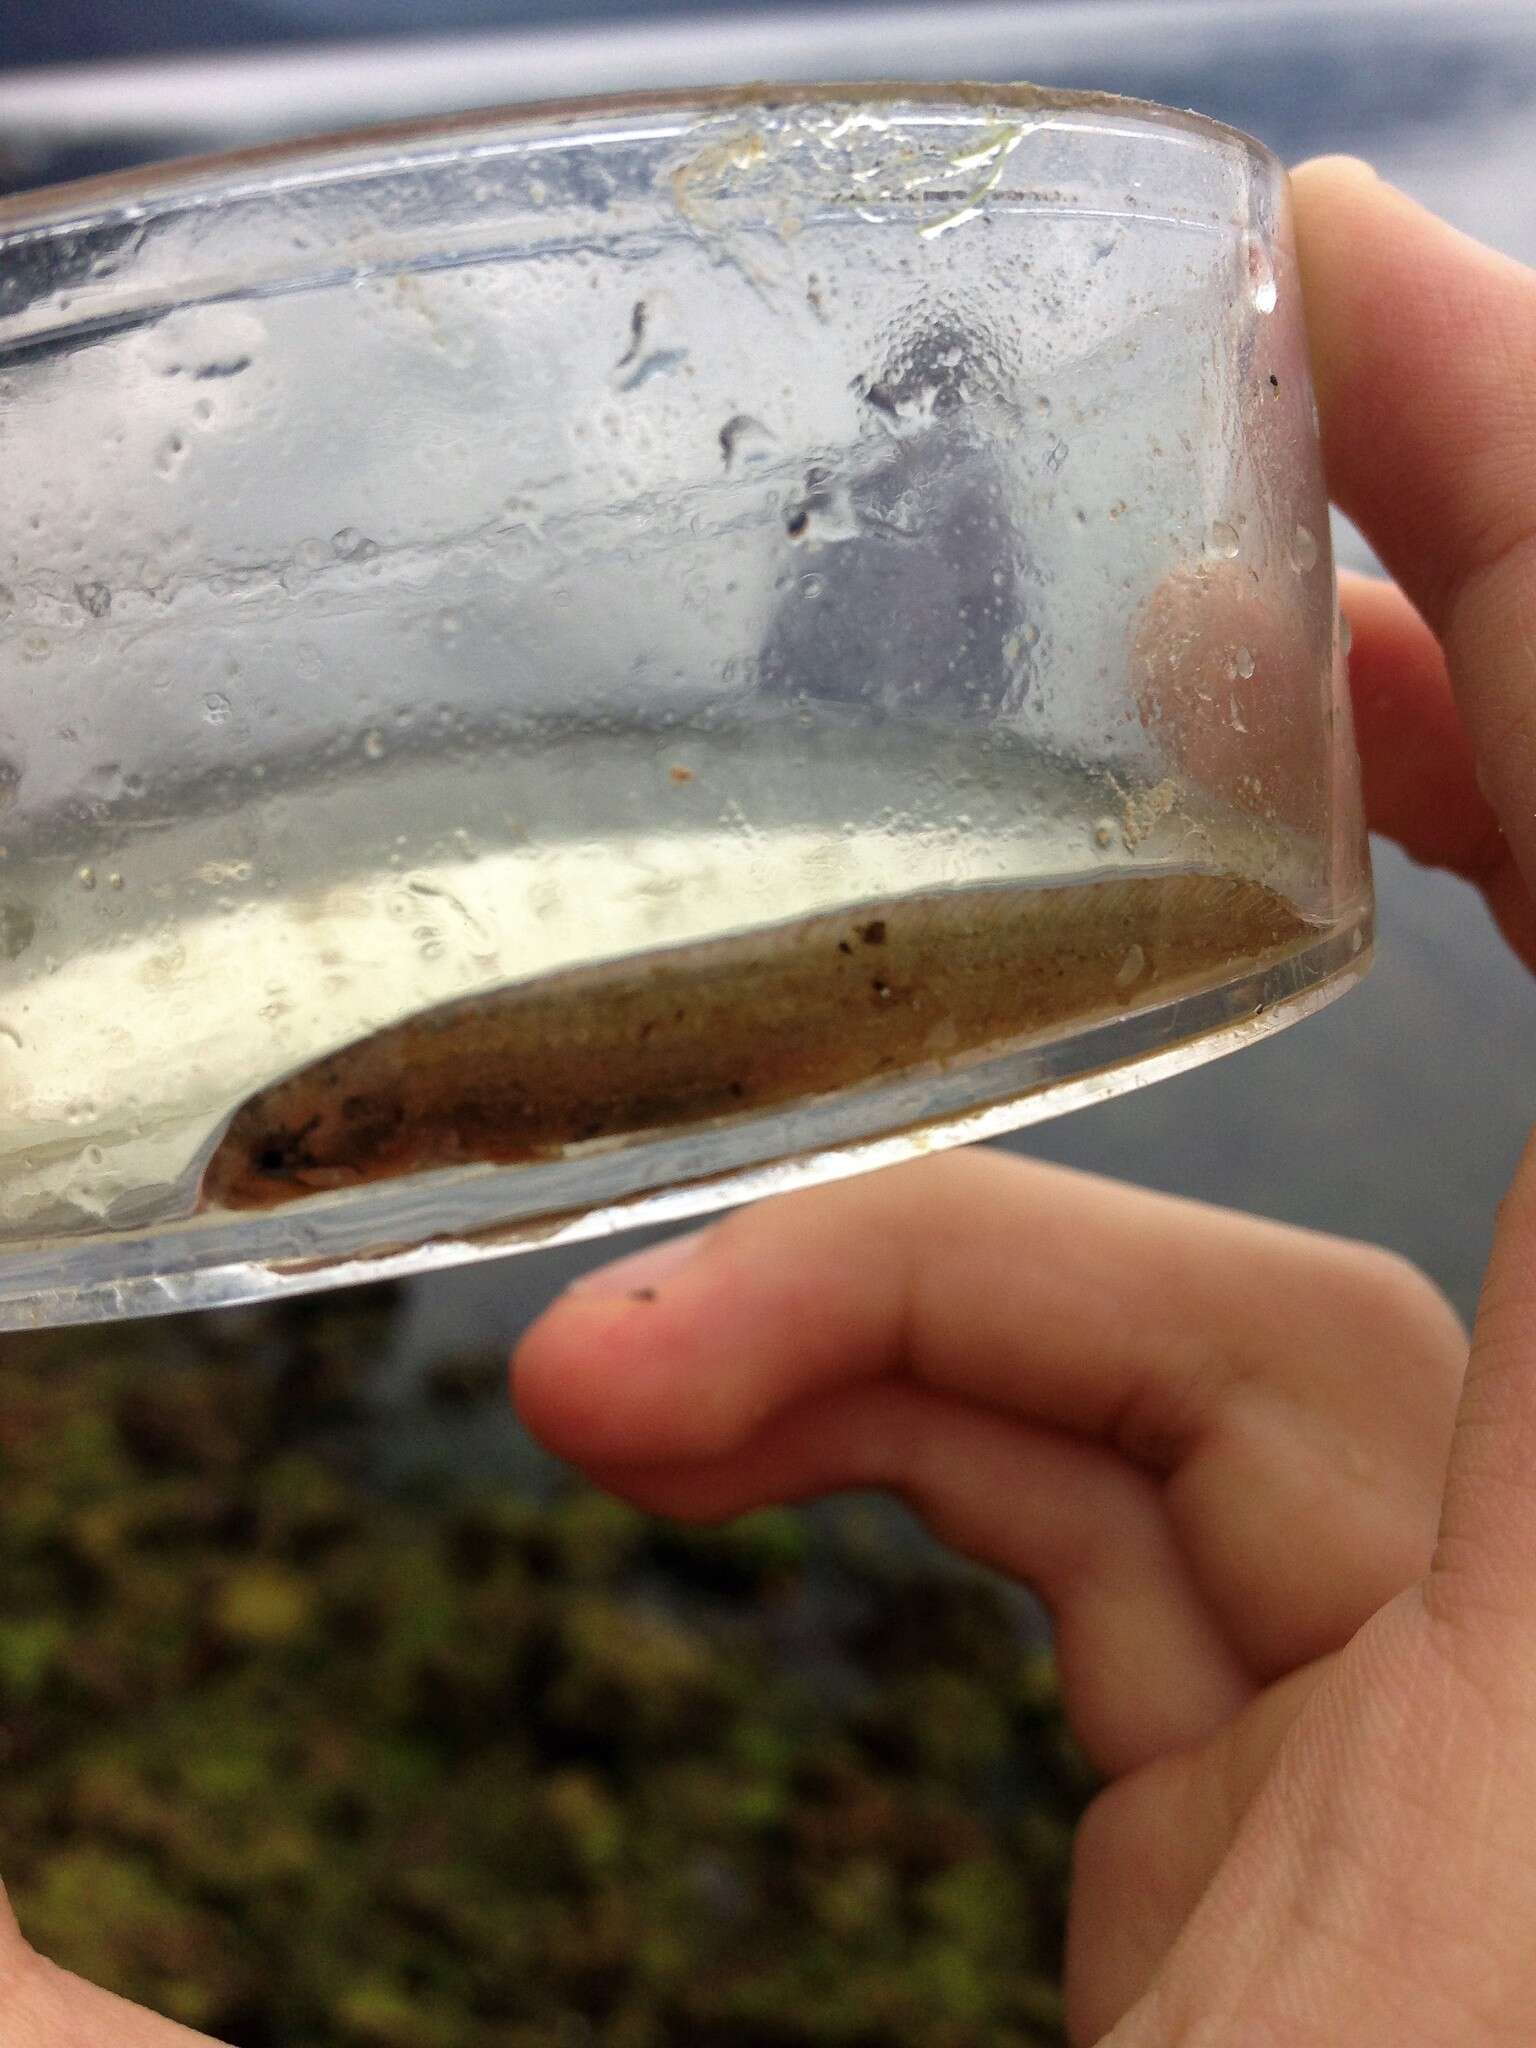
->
[[4, 0, 1534, 1442]]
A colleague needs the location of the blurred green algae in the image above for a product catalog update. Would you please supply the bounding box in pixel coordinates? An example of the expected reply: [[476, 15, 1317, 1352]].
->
[[0, 1287, 1090, 2046]]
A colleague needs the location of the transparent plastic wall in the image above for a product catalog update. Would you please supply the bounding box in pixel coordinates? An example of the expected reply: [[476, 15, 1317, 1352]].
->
[[0, 87, 1369, 1324]]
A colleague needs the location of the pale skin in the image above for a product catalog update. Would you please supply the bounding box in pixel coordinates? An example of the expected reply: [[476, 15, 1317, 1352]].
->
[[7, 155, 1536, 2044]]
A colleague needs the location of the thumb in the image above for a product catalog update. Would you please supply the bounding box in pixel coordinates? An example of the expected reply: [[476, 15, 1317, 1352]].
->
[[1432, 1135, 1536, 1641], [1293, 155, 1536, 889], [1294, 159, 1536, 1632]]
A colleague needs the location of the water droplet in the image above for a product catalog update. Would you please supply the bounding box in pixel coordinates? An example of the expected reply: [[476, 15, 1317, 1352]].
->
[[419, 939, 446, 961], [1233, 646, 1255, 680], [718, 414, 774, 469], [332, 526, 377, 561], [0, 761, 19, 810], [0, 586, 13, 621], [1349, 927, 1364, 955], [1033, 394, 1052, 417], [1116, 943, 1148, 989], [203, 691, 231, 725], [76, 581, 112, 618], [1290, 522, 1319, 573], [107, 871, 124, 890], [799, 573, 825, 599], [1209, 520, 1241, 559], [155, 433, 186, 475], [1340, 613, 1354, 656], [362, 728, 385, 760], [1093, 818, 1115, 849], [1045, 438, 1069, 475], [83, 1144, 104, 1168], [1021, 622, 1041, 648], [64, 1099, 96, 1125], [437, 609, 462, 639], [77, 865, 96, 890]]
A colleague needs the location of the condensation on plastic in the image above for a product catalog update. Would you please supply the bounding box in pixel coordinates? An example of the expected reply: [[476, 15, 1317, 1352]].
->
[[0, 84, 1370, 1327]]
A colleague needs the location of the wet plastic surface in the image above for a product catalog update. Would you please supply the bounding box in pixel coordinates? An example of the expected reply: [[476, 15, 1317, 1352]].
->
[[0, 86, 1368, 1323]]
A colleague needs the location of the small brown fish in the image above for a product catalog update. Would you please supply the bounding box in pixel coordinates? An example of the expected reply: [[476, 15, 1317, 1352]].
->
[[204, 870, 1311, 1211]]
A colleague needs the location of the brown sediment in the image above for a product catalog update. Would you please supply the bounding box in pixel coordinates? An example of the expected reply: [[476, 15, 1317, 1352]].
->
[[203, 871, 1313, 1211]]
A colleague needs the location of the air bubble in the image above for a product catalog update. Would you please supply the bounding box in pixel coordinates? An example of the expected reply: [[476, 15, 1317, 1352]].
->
[[1233, 647, 1255, 680], [77, 866, 96, 891], [1290, 522, 1319, 573], [203, 692, 231, 724], [1093, 818, 1115, 849], [107, 871, 124, 891], [1209, 521, 1240, 559], [76, 581, 112, 618]]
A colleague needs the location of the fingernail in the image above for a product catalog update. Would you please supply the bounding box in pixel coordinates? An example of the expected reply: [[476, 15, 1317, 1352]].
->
[[567, 1227, 711, 1301]]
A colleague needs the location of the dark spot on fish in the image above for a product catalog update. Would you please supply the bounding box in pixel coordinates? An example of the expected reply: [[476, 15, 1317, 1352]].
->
[[860, 920, 887, 946]]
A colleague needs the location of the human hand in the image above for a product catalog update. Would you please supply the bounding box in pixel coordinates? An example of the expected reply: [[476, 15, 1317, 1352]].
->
[[0, 1876, 221, 2045], [5, 156, 1532, 2048], [517, 158, 1536, 2046]]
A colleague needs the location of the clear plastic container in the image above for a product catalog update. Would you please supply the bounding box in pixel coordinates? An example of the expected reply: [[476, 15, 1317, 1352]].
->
[[0, 84, 1370, 1326]]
